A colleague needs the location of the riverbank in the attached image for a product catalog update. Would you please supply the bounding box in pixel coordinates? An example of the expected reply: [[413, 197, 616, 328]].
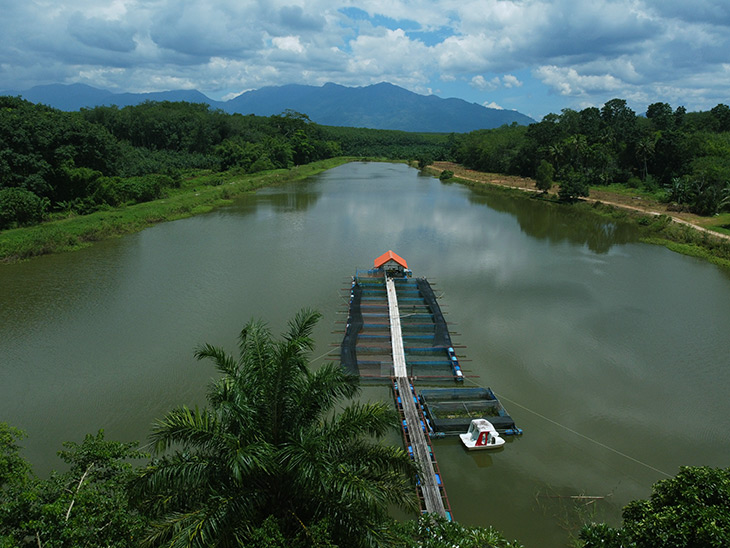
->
[[5, 158, 729, 269], [428, 162, 730, 269], [0, 158, 353, 264]]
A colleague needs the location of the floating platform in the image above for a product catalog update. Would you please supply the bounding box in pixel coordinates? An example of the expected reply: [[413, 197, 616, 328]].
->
[[393, 379, 452, 518], [341, 270, 464, 382], [419, 387, 522, 436]]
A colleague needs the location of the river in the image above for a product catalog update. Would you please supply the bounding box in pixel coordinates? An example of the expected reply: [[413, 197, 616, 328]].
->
[[1, 162, 729, 546]]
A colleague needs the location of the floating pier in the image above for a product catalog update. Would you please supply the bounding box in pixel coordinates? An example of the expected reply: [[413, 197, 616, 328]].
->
[[340, 251, 520, 518], [386, 273, 450, 518], [340, 266, 463, 381]]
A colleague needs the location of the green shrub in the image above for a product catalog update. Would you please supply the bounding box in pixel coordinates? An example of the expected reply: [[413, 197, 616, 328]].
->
[[535, 160, 554, 192], [558, 170, 590, 201], [0, 188, 48, 230], [626, 176, 641, 189], [439, 170, 455, 180], [115, 174, 173, 204]]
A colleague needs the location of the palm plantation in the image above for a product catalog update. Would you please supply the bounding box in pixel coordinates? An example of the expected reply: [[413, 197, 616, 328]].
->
[[133, 309, 418, 547]]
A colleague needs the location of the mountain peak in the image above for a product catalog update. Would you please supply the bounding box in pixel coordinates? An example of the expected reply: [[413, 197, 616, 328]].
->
[[12, 82, 534, 132]]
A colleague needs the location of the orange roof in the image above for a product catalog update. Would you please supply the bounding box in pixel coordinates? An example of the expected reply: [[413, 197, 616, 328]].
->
[[374, 250, 408, 269]]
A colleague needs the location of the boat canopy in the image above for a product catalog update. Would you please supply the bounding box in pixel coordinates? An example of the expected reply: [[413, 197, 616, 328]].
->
[[467, 419, 499, 440]]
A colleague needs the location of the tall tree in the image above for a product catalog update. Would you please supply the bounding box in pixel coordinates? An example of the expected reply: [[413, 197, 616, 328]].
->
[[133, 309, 418, 548], [0, 426, 148, 548], [535, 160, 555, 193], [646, 102, 674, 132], [580, 466, 730, 548], [600, 98, 637, 148], [635, 136, 656, 181], [710, 104, 730, 132]]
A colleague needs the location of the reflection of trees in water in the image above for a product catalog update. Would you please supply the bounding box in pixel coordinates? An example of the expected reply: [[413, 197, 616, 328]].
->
[[468, 188, 639, 254], [259, 186, 322, 212]]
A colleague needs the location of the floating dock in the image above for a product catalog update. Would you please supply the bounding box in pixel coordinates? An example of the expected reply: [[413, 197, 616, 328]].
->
[[341, 276, 463, 381], [419, 387, 522, 436], [340, 251, 520, 518]]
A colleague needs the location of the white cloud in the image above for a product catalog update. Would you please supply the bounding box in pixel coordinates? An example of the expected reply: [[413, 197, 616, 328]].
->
[[534, 66, 626, 96], [347, 28, 431, 84], [471, 74, 522, 91], [502, 74, 522, 88], [471, 75, 499, 91], [0, 0, 729, 117], [272, 36, 305, 54], [483, 101, 504, 110]]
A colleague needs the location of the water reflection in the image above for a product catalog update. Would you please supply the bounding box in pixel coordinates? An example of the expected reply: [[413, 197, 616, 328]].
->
[[467, 187, 639, 254], [256, 183, 322, 212], [469, 451, 498, 468]]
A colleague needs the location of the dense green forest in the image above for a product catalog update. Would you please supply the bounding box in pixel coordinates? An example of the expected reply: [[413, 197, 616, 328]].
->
[[0, 96, 451, 230], [2, 94, 729, 233], [453, 100, 730, 210]]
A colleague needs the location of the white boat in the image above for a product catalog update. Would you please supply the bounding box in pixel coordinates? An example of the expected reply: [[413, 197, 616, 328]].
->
[[459, 418, 505, 450]]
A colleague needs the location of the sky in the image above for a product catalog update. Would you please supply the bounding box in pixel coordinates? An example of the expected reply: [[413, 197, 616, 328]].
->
[[1, 0, 729, 120]]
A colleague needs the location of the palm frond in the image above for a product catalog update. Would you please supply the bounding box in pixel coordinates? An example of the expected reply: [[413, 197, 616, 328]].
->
[[295, 363, 360, 427], [133, 456, 218, 514], [149, 405, 222, 454], [284, 308, 322, 348], [224, 438, 277, 483], [141, 498, 235, 548], [194, 343, 238, 378], [325, 401, 399, 441]]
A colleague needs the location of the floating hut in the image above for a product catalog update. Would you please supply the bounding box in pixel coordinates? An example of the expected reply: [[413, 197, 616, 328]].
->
[[373, 250, 412, 278]]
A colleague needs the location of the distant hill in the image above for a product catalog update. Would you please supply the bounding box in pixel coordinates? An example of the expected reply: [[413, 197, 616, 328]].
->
[[4, 83, 221, 112], [223, 82, 534, 131], [5, 82, 534, 132]]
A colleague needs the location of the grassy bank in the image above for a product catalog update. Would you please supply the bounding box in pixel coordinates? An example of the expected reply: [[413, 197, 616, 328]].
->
[[0, 158, 352, 264], [569, 201, 730, 268], [428, 163, 730, 270]]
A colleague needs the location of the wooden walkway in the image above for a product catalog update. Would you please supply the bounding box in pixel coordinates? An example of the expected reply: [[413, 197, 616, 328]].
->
[[386, 277, 447, 518]]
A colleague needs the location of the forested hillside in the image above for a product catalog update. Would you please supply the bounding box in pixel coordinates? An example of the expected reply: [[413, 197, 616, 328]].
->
[[2, 95, 729, 233], [0, 97, 451, 230], [453, 100, 730, 211]]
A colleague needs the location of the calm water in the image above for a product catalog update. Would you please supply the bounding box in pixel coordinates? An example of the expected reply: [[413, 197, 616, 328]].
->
[[2, 162, 729, 546]]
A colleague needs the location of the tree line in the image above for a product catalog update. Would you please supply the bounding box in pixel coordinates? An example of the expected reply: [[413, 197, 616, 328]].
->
[[452, 99, 730, 210], [3, 95, 729, 232], [0, 97, 452, 231]]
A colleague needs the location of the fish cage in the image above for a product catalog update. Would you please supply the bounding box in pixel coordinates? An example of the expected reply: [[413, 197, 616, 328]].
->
[[419, 387, 522, 435], [340, 274, 464, 382]]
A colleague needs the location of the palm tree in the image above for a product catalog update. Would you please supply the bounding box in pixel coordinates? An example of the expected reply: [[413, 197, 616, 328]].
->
[[133, 309, 418, 548], [636, 135, 656, 182]]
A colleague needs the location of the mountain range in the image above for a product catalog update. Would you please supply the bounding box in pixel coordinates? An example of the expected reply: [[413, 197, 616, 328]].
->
[[4, 82, 534, 133]]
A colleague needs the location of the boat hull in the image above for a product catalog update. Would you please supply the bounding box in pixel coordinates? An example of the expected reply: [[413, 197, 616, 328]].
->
[[459, 433, 505, 450]]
